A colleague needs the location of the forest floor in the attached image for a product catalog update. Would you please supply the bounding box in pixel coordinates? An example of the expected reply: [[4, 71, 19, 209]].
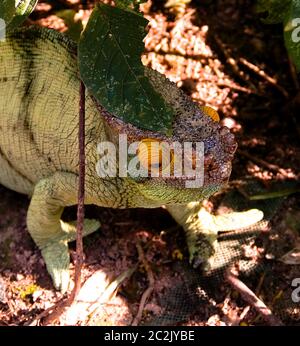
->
[[0, 0, 299, 326]]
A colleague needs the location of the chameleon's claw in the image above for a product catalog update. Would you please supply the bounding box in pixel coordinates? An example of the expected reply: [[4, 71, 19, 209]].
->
[[60, 219, 101, 242], [190, 252, 215, 271], [211, 209, 264, 232], [52, 267, 70, 293], [191, 255, 205, 269]]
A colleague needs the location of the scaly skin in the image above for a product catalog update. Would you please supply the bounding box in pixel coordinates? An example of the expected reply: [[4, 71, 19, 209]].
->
[[0, 27, 263, 292]]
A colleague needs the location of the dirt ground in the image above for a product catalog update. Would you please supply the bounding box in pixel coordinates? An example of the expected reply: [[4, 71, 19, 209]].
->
[[0, 0, 299, 326]]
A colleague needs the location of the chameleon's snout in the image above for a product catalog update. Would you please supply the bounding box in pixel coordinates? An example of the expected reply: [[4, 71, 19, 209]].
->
[[219, 126, 237, 156], [203, 124, 237, 185]]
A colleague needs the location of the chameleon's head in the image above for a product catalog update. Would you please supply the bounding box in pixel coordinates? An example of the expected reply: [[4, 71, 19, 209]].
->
[[99, 68, 237, 206]]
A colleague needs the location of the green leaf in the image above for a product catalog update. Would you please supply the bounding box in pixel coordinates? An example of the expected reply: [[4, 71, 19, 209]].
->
[[256, 0, 300, 72], [78, 3, 175, 134], [284, 0, 300, 71], [256, 0, 292, 24], [240, 180, 300, 200], [7, 0, 38, 31], [56, 9, 83, 42]]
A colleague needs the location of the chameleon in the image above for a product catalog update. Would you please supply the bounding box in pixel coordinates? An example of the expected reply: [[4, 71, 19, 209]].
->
[[0, 27, 263, 292]]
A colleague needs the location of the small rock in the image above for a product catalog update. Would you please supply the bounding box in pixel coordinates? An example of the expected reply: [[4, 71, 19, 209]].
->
[[266, 253, 275, 260], [16, 273, 24, 281], [32, 290, 43, 302]]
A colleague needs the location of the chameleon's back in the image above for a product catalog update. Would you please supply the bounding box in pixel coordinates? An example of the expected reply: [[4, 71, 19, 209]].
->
[[0, 27, 104, 195]]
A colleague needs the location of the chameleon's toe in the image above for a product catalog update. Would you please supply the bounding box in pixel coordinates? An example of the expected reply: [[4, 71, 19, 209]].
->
[[211, 209, 264, 232], [51, 265, 70, 293], [60, 219, 101, 242], [41, 240, 70, 293]]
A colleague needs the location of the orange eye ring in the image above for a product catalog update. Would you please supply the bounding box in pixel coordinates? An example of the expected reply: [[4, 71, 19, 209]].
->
[[138, 139, 175, 175], [200, 105, 220, 122]]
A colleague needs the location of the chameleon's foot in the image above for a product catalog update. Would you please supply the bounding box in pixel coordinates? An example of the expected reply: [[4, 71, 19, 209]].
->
[[27, 175, 101, 292], [40, 219, 101, 292], [186, 208, 264, 271]]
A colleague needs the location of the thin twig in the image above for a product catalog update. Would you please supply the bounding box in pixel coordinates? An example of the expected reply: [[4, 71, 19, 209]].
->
[[26, 297, 68, 326], [237, 149, 289, 177], [217, 81, 254, 94], [144, 49, 210, 61], [226, 268, 284, 326], [70, 80, 86, 302], [131, 242, 155, 326], [214, 35, 257, 92], [239, 57, 289, 99], [239, 306, 251, 322]]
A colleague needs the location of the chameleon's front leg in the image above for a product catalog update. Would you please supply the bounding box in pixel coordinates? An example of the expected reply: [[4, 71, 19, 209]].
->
[[27, 172, 100, 292], [166, 203, 264, 269]]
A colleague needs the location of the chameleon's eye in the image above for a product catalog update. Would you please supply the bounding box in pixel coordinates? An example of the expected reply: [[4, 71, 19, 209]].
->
[[138, 139, 174, 175], [200, 105, 220, 122]]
